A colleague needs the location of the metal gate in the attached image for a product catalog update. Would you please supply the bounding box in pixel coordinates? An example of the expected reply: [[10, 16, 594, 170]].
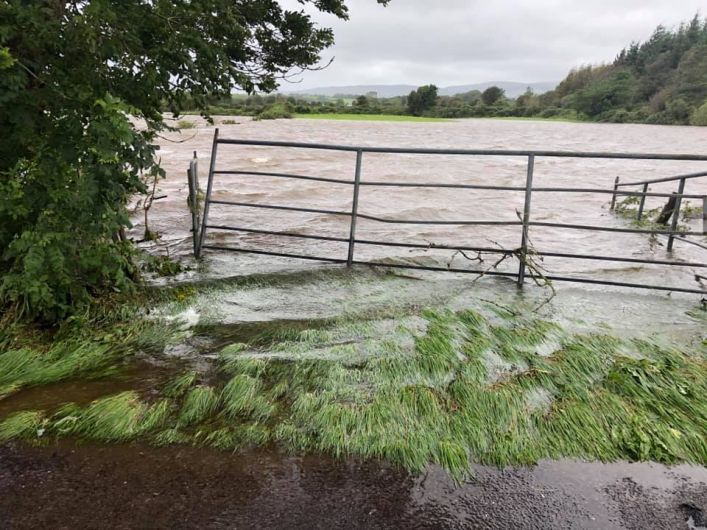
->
[[188, 129, 707, 295]]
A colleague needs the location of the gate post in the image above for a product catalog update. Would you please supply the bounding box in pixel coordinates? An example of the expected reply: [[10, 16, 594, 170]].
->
[[667, 177, 686, 252], [187, 151, 200, 257], [347, 150, 363, 266], [610, 176, 620, 211], [636, 183, 648, 221], [196, 128, 219, 258], [518, 155, 535, 287]]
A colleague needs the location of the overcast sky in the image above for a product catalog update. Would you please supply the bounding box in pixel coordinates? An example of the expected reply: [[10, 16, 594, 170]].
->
[[279, 0, 704, 89]]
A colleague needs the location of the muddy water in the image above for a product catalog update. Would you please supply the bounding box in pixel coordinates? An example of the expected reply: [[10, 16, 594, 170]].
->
[[0, 358, 189, 420], [143, 117, 706, 292], [1, 442, 705, 529]]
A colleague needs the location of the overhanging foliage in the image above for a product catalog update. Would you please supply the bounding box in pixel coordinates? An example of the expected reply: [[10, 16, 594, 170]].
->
[[0, 0, 387, 321]]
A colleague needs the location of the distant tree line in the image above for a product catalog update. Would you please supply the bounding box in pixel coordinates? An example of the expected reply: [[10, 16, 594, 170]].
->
[[185, 15, 707, 126], [549, 14, 707, 125]]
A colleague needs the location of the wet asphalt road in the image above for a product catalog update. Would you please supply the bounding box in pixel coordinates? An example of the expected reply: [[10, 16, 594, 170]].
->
[[1, 442, 705, 529]]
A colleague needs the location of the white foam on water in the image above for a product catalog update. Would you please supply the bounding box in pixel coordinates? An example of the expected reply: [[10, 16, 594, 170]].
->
[[158, 307, 200, 330]]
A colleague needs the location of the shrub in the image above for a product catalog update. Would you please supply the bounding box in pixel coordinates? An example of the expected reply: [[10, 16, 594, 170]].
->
[[690, 102, 707, 126], [665, 98, 692, 124], [539, 106, 561, 118], [177, 119, 197, 129], [255, 103, 293, 120]]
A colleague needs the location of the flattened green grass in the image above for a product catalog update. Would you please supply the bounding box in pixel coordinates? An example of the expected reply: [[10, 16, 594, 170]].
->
[[0, 410, 45, 442], [0, 286, 193, 401], [3, 308, 706, 481], [294, 113, 449, 122], [0, 342, 120, 399]]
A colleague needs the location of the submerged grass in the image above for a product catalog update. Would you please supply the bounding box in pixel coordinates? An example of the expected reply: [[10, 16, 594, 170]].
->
[[2, 301, 706, 481], [0, 342, 121, 399], [0, 286, 194, 401], [179, 387, 219, 427], [163, 371, 199, 398]]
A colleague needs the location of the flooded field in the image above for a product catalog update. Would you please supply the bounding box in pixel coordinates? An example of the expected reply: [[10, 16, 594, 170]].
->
[[3, 118, 707, 529], [143, 117, 707, 292]]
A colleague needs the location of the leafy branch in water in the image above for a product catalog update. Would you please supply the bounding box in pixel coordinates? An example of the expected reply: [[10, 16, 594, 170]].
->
[[411, 237, 556, 312], [429, 211, 556, 310], [459, 239, 556, 311], [141, 252, 187, 278]]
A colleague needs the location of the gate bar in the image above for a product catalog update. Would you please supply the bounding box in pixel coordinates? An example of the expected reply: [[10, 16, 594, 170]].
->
[[206, 225, 350, 244], [202, 245, 346, 264], [203, 225, 707, 268], [636, 183, 649, 220], [617, 169, 707, 187], [532, 273, 706, 295], [212, 170, 703, 198], [528, 221, 703, 236], [214, 138, 707, 161], [208, 200, 352, 217], [214, 169, 353, 185]]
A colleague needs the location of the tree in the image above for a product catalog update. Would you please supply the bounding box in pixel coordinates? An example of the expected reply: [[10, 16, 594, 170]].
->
[[0, 0, 388, 321], [354, 95, 369, 107], [570, 71, 636, 117], [456, 90, 482, 104], [515, 88, 540, 115], [664, 98, 692, 123], [481, 86, 505, 106], [407, 85, 438, 116]]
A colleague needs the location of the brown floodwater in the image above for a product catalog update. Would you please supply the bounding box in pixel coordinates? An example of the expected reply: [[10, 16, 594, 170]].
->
[[140, 117, 707, 294]]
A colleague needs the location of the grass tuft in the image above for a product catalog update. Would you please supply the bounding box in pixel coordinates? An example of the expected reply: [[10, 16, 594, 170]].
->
[[0, 411, 45, 442], [221, 374, 275, 421], [0, 342, 119, 398], [178, 386, 219, 427], [153, 428, 191, 446], [164, 371, 199, 398], [70, 392, 147, 442]]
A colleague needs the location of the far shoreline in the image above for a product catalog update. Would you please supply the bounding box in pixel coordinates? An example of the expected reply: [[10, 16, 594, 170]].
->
[[176, 112, 703, 127], [293, 113, 586, 124], [291, 114, 704, 127]]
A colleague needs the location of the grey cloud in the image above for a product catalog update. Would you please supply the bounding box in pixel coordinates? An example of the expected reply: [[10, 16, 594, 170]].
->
[[280, 0, 705, 89]]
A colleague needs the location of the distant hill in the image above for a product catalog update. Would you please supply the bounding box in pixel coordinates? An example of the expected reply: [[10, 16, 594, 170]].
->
[[438, 81, 557, 98], [287, 84, 417, 98], [287, 81, 557, 98]]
